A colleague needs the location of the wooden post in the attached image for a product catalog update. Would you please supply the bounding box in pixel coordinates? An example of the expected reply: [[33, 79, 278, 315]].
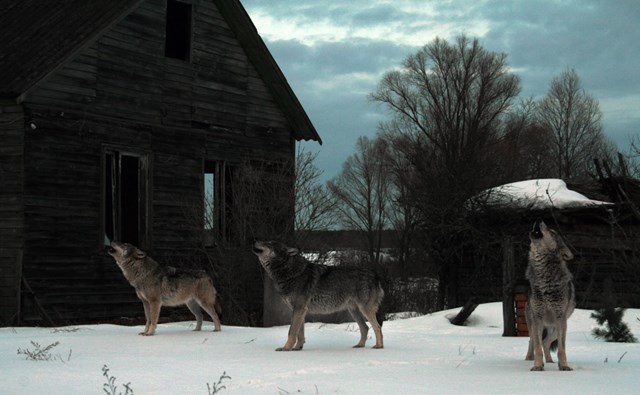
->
[[502, 236, 516, 336]]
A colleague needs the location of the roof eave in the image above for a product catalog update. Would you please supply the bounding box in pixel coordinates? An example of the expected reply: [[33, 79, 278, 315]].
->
[[214, 0, 322, 145]]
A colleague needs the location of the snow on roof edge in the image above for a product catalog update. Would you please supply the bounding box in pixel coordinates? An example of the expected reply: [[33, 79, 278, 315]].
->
[[473, 179, 613, 211]]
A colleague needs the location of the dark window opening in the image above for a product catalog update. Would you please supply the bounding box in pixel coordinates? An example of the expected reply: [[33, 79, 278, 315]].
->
[[204, 160, 235, 246], [165, 0, 192, 61], [120, 155, 141, 245], [104, 150, 148, 248]]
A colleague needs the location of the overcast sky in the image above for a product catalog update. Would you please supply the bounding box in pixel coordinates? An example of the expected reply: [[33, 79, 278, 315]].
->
[[242, 0, 640, 182]]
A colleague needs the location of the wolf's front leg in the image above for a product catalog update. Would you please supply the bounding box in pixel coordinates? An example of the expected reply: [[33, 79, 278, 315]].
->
[[556, 321, 572, 371], [529, 322, 545, 371], [277, 307, 307, 351], [143, 299, 161, 336], [138, 294, 151, 335]]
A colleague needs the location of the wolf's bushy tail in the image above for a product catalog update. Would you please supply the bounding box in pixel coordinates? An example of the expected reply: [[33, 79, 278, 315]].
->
[[373, 264, 390, 327], [215, 298, 222, 316], [542, 327, 559, 351], [376, 309, 385, 328]]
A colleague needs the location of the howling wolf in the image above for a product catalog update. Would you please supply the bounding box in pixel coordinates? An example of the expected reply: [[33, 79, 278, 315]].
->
[[107, 241, 222, 335], [524, 219, 575, 371], [252, 240, 385, 351]]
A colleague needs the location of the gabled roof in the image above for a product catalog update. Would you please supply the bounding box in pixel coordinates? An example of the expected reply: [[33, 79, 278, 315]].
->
[[0, 0, 143, 99], [0, 0, 321, 143]]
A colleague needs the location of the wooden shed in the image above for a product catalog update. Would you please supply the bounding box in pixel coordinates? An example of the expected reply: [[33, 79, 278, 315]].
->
[[454, 176, 640, 336], [0, 0, 321, 326]]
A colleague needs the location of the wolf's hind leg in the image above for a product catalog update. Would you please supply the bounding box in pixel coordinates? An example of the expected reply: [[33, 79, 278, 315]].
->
[[204, 303, 222, 332], [186, 299, 204, 331], [197, 297, 222, 332], [293, 323, 305, 350], [349, 307, 369, 348], [358, 304, 383, 349]]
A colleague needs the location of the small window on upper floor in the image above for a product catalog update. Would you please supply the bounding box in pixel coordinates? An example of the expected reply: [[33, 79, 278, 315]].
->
[[165, 0, 192, 61]]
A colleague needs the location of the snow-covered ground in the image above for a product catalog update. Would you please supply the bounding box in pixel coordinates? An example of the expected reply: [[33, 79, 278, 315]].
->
[[2, 303, 639, 394]]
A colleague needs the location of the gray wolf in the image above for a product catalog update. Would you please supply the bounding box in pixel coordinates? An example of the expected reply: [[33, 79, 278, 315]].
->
[[524, 219, 575, 371], [107, 241, 222, 335], [252, 240, 385, 351]]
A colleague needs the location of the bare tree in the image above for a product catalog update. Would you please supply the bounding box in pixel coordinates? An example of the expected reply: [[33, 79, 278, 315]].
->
[[294, 146, 335, 245], [370, 34, 521, 308], [370, 34, 520, 195], [498, 98, 556, 181], [536, 68, 610, 179], [377, 128, 422, 278], [328, 136, 391, 263], [626, 135, 640, 178]]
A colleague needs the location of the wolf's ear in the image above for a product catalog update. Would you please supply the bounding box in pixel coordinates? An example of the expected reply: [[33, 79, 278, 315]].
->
[[133, 248, 147, 259], [287, 247, 299, 257]]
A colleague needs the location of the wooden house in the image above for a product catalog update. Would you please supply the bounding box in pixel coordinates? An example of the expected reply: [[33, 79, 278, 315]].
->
[[0, 0, 321, 326]]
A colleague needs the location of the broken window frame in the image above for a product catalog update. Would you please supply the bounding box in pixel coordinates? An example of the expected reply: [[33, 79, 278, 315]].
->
[[102, 146, 150, 249], [203, 160, 236, 246]]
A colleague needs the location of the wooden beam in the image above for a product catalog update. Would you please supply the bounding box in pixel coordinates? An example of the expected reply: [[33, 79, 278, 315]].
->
[[502, 236, 516, 336]]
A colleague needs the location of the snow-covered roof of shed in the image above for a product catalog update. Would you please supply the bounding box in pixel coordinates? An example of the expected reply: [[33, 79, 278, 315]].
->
[[477, 179, 613, 210]]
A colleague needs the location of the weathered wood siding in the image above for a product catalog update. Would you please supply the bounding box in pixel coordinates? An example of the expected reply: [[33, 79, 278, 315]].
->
[[16, 0, 295, 324], [0, 104, 25, 325]]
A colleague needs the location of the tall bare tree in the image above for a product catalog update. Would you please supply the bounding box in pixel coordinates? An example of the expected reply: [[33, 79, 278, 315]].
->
[[377, 127, 423, 277], [370, 34, 521, 308], [370, 34, 520, 195], [536, 68, 609, 179], [328, 136, 391, 263]]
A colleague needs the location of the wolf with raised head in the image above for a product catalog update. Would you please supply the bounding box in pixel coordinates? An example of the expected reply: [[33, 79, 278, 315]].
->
[[107, 241, 222, 335], [524, 219, 575, 371], [252, 240, 385, 351]]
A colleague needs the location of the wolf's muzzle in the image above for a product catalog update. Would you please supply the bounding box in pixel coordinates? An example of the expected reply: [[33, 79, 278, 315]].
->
[[530, 218, 543, 239]]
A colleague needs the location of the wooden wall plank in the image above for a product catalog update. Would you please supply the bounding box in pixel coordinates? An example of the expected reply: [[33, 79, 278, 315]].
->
[[0, 105, 25, 325]]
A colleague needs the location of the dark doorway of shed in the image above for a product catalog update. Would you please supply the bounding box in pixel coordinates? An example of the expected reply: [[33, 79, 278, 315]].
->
[[164, 0, 192, 61]]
